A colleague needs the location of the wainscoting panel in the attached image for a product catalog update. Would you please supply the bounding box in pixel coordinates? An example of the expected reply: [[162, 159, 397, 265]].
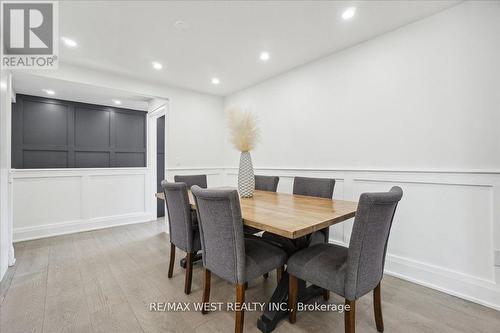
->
[[10, 166, 500, 310], [222, 167, 500, 310], [13, 176, 82, 229], [353, 179, 494, 282], [11, 168, 153, 241], [87, 173, 146, 218]]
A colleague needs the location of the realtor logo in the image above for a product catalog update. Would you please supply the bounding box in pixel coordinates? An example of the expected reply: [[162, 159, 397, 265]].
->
[[1, 1, 58, 68]]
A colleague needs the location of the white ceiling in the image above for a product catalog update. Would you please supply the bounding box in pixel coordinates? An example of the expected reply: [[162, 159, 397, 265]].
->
[[58, 0, 460, 96], [13, 73, 155, 111]]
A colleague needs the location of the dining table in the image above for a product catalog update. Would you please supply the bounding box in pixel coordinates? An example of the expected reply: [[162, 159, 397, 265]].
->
[[156, 189, 358, 332]]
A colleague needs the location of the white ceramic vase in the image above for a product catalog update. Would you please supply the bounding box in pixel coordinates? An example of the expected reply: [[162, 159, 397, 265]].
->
[[238, 151, 255, 198]]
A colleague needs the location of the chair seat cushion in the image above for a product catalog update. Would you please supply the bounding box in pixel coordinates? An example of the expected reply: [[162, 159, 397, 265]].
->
[[287, 243, 348, 297], [245, 238, 287, 282]]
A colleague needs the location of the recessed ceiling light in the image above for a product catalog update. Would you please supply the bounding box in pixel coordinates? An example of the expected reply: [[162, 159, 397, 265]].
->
[[152, 61, 163, 70], [211, 77, 220, 85], [259, 52, 270, 61], [0, 82, 6, 90], [43, 89, 55, 95], [61, 37, 78, 48], [173, 20, 190, 32], [342, 7, 356, 20], [113, 99, 122, 105]]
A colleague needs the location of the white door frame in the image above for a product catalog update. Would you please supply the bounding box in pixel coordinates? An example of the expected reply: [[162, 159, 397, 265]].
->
[[0, 71, 16, 275], [147, 102, 168, 220]]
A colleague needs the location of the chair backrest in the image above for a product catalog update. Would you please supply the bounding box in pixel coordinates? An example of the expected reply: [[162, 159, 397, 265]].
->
[[345, 186, 403, 300], [161, 181, 195, 252], [191, 186, 246, 284], [293, 176, 335, 199], [255, 175, 279, 192], [174, 174, 207, 189]]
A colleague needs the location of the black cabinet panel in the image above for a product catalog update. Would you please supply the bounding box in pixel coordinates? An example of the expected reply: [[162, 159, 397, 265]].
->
[[115, 112, 145, 149], [75, 151, 110, 168], [12, 95, 146, 169], [75, 107, 110, 148], [23, 150, 68, 168], [115, 152, 145, 167], [23, 100, 68, 146]]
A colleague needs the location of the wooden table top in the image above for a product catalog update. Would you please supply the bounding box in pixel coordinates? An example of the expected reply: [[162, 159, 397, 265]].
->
[[155, 189, 357, 239]]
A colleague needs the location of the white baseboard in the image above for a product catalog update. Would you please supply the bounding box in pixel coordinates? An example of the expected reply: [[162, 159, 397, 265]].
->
[[329, 239, 500, 311], [13, 213, 155, 242], [385, 255, 500, 311]]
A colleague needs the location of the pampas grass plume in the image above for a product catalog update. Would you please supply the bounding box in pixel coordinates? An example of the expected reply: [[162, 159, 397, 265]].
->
[[227, 106, 259, 152]]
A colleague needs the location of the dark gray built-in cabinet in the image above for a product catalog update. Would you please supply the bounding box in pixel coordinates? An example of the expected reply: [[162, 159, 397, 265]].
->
[[11, 94, 147, 169]]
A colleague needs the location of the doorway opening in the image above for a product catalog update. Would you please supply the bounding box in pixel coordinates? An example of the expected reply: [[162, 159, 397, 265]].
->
[[156, 115, 165, 217]]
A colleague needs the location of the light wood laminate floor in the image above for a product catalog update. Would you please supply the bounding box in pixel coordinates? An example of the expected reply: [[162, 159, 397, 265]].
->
[[1, 219, 499, 333]]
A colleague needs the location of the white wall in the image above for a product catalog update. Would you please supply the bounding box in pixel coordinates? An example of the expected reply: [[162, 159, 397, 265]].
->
[[10, 64, 225, 242], [224, 1, 500, 171], [223, 1, 500, 309], [0, 71, 15, 280]]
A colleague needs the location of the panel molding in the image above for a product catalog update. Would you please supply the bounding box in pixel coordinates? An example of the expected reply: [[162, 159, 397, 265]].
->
[[10, 167, 149, 178], [222, 166, 500, 174], [12, 94, 147, 168]]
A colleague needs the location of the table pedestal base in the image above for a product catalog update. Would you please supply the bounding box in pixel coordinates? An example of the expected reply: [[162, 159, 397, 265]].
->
[[179, 252, 202, 268], [257, 271, 324, 333]]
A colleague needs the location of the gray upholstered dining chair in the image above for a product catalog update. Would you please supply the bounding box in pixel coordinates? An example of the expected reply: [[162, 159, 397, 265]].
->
[[262, 176, 335, 254], [191, 186, 287, 333], [255, 175, 280, 192], [287, 186, 403, 333], [161, 181, 201, 295], [293, 176, 335, 244], [174, 174, 207, 236], [174, 174, 207, 189]]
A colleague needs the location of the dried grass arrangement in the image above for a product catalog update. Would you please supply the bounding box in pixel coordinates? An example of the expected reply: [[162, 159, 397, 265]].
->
[[227, 106, 259, 152]]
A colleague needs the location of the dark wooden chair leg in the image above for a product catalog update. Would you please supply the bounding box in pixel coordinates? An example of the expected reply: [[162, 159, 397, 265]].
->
[[288, 274, 298, 323], [323, 289, 330, 301], [235, 283, 246, 333], [184, 252, 193, 294], [263, 272, 269, 279], [201, 269, 211, 314], [374, 283, 384, 332], [276, 265, 284, 284], [168, 243, 175, 278], [345, 299, 355, 333]]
